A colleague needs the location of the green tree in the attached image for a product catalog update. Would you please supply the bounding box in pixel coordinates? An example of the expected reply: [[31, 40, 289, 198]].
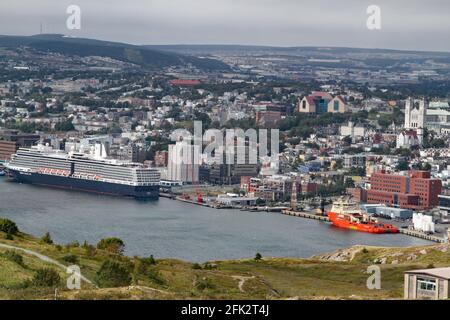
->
[[55, 120, 75, 132], [396, 161, 409, 171], [344, 178, 355, 188], [255, 252, 262, 261], [0, 218, 19, 235], [256, 198, 266, 206]]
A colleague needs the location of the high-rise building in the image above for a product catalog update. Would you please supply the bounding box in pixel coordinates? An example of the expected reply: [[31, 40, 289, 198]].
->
[[208, 141, 258, 185], [167, 141, 199, 183]]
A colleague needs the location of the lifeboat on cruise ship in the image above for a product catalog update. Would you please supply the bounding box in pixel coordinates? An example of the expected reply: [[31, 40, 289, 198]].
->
[[327, 198, 398, 234]]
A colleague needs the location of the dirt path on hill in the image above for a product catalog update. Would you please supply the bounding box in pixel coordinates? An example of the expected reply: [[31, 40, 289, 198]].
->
[[232, 275, 255, 292], [0, 242, 95, 286]]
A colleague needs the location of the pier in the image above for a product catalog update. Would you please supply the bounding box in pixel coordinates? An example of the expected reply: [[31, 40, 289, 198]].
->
[[281, 209, 330, 222], [397, 228, 446, 243], [281, 209, 446, 243]]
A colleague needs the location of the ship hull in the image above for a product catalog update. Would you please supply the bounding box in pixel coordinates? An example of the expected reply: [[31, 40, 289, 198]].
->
[[7, 169, 159, 199], [327, 212, 398, 234]]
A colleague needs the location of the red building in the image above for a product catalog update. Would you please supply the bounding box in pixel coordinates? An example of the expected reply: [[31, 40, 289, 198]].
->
[[367, 170, 441, 210], [240, 176, 262, 193], [0, 130, 40, 161], [154, 151, 169, 167], [300, 182, 318, 195]]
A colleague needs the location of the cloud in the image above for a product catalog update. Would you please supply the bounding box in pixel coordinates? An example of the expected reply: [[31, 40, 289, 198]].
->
[[0, 0, 449, 51]]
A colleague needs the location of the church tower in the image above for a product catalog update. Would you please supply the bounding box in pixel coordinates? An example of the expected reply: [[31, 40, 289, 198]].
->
[[418, 99, 427, 128], [417, 99, 427, 144], [404, 97, 412, 129], [404, 98, 427, 145]]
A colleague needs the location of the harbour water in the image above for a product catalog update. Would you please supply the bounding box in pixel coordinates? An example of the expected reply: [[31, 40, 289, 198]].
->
[[0, 178, 431, 262]]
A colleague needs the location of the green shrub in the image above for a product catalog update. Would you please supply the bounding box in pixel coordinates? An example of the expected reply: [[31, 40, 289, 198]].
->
[[95, 260, 132, 288], [3, 250, 25, 267], [141, 255, 156, 265], [132, 257, 147, 276], [195, 277, 215, 291], [82, 241, 96, 256], [0, 218, 19, 235], [32, 268, 61, 287], [202, 262, 217, 270], [147, 268, 165, 286], [40, 232, 53, 245], [96, 238, 125, 255], [62, 254, 79, 264], [192, 263, 202, 270], [5, 233, 13, 240]]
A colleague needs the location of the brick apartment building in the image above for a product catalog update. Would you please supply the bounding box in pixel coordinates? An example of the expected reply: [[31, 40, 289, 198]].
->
[[154, 150, 169, 167], [367, 170, 442, 210], [0, 130, 40, 161]]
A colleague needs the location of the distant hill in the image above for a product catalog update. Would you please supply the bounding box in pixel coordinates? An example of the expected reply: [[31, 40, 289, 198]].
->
[[0, 34, 230, 71], [146, 44, 450, 69], [146, 44, 450, 56]]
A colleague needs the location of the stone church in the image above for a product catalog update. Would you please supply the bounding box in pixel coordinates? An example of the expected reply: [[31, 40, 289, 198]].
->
[[403, 98, 427, 144]]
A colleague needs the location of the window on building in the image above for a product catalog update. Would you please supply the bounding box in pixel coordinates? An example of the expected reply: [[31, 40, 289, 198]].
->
[[334, 100, 339, 111], [417, 278, 436, 292]]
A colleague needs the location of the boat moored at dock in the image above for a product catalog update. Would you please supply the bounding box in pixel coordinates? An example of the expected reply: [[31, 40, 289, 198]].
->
[[4, 144, 160, 199], [327, 198, 398, 234]]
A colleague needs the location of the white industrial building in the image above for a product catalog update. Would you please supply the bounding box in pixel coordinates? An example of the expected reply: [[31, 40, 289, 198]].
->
[[412, 213, 435, 233]]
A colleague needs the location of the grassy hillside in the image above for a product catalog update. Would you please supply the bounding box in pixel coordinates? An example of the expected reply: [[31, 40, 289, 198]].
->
[[0, 34, 229, 71], [0, 222, 447, 300]]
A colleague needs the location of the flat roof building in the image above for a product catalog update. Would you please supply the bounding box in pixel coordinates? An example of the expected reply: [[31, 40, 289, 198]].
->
[[405, 267, 450, 300], [367, 170, 442, 211], [0, 130, 40, 161]]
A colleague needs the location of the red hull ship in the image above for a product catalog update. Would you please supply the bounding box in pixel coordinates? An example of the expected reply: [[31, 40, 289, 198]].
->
[[327, 199, 398, 234]]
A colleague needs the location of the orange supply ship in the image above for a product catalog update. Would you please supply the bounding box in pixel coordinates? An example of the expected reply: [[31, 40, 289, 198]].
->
[[327, 199, 398, 234]]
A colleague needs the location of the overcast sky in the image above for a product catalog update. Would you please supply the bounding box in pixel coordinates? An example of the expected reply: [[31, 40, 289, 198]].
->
[[1, 0, 449, 51]]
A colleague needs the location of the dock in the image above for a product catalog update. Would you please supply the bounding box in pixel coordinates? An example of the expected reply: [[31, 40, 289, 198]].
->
[[281, 209, 330, 222], [281, 210, 446, 243], [159, 192, 176, 199], [398, 228, 446, 243]]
